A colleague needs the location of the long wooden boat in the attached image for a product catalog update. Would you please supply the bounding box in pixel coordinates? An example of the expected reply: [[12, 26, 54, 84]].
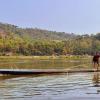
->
[[0, 69, 99, 75]]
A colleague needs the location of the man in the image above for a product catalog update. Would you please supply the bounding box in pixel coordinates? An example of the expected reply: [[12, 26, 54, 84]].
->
[[92, 52, 100, 71]]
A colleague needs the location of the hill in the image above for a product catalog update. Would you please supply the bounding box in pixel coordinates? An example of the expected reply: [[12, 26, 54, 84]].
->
[[0, 22, 100, 56], [0, 22, 76, 40]]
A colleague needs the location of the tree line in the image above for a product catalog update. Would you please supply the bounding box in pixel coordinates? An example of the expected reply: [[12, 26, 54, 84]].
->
[[0, 22, 100, 56], [0, 35, 100, 56]]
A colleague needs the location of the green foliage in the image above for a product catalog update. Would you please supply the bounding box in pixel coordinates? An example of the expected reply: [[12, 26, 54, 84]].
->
[[0, 22, 100, 56]]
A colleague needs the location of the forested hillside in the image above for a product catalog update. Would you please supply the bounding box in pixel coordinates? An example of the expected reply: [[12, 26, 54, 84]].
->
[[0, 22, 76, 40], [0, 22, 100, 56]]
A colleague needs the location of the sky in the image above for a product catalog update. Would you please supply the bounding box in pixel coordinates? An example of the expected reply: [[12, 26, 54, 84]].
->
[[0, 0, 100, 34]]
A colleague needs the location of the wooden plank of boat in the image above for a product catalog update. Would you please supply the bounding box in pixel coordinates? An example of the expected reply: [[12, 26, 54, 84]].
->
[[0, 69, 100, 75]]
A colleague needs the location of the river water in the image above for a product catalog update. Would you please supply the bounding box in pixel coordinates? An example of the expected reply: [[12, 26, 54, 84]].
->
[[0, 58, 100, 100]]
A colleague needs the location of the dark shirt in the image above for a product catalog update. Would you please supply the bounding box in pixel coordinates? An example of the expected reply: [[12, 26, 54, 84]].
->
[[93, 55, 100, 62]]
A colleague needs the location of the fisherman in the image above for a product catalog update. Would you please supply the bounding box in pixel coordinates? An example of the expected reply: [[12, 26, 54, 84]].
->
[[92, 52, 100, 71]]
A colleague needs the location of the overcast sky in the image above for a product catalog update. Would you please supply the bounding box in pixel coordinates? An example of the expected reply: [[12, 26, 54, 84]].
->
[[0, 0, 100, 34]]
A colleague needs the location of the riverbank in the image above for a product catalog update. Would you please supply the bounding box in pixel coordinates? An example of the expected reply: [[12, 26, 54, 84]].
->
[[0, 55, 91, 60]]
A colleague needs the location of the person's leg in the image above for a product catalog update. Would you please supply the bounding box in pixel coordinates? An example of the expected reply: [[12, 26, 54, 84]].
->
[[93, 62, 96, 71], [97, 61, 99, 71], [93, 61, 99, 71], [93, 62, 96, 68]]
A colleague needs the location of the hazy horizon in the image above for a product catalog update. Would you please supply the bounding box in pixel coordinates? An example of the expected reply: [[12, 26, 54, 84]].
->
[[0, 0, 100, 35]]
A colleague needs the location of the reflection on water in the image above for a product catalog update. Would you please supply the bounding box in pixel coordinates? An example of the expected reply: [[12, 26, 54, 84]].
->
[[92, 72, 100, 94], [0, 58, 91, 69], [0, 72, 100, 100], [0, 58, 99, 100], [92, 72, 100, 87]]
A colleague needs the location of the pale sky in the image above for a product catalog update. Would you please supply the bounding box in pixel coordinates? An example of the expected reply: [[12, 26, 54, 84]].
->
[[0, 0, 100, 34]]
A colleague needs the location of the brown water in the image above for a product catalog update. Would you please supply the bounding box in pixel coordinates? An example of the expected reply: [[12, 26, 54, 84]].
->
[[0, 58, 100, 100], [0, 58, 91, 69]]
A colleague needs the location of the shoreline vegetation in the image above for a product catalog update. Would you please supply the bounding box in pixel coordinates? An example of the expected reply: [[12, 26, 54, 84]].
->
[[0, 23, 100, 56]]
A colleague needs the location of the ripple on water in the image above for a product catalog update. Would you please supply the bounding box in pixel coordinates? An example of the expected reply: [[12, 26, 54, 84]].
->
[[0, 72, 100, 100]]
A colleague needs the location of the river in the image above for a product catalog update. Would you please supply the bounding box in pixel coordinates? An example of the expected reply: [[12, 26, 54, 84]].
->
[[0, 58, 100, 100]]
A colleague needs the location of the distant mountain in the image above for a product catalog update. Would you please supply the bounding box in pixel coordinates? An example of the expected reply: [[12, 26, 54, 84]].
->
[[0, 22, 76, 40]]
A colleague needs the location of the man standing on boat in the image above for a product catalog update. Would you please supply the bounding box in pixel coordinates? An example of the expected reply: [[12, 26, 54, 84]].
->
[[92, 52, 100, 71]]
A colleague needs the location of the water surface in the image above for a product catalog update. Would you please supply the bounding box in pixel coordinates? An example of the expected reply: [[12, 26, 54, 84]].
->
[[0, 72, 100, 100], [0, 58, 91, 69], [0, 58, 99, 100]]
